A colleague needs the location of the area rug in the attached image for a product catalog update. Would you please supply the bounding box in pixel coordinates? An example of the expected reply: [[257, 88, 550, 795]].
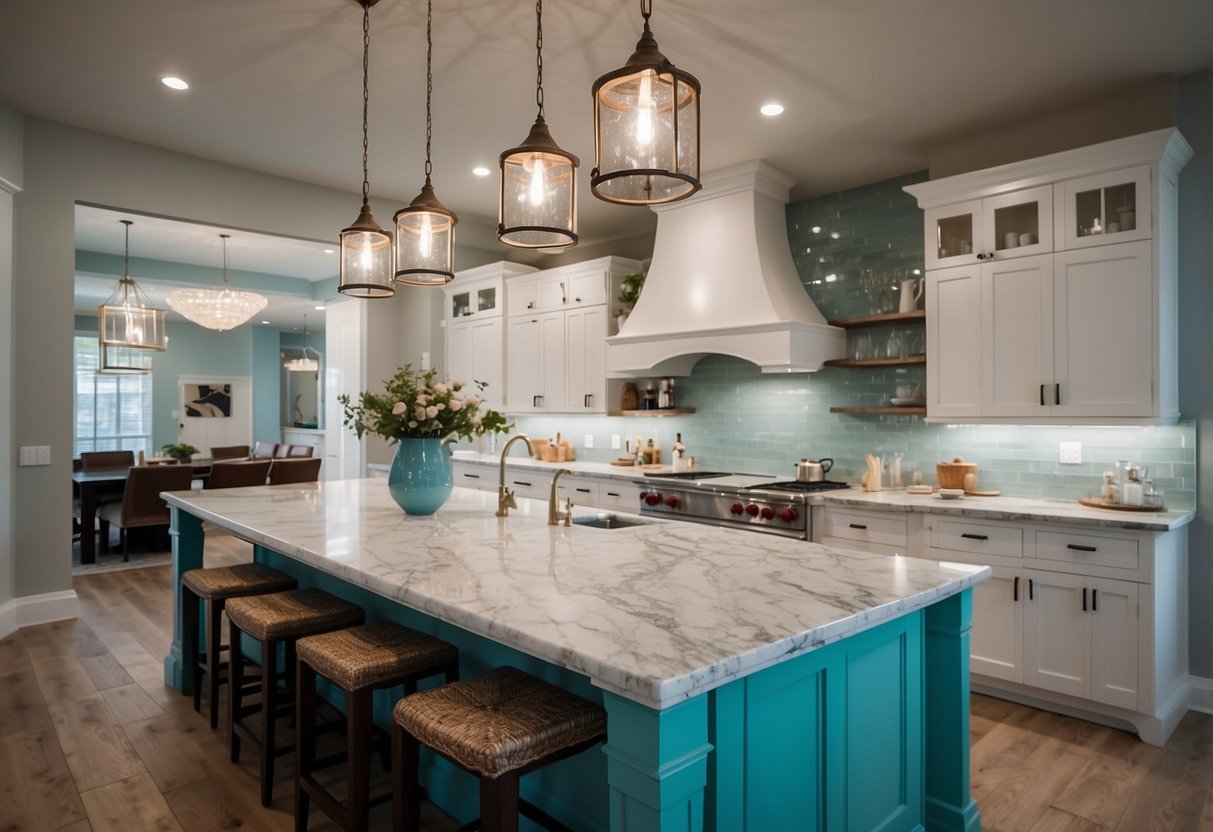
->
[[71, 534, 173, 576]]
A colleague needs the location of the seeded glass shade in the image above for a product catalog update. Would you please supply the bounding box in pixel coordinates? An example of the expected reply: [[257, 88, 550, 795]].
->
[[339, 205, 395, 297], [167, 287, 268, 331], [284, 352, 320, 372], [99, 277, 168, 351], [394, 183, 457, 286], [99, 342, 154, 374], [498, 119, 578, 249]]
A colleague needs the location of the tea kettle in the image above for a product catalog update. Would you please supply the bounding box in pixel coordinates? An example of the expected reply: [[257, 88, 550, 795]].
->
[[794, 457, 834, 482], [898, 276, 924, 314]]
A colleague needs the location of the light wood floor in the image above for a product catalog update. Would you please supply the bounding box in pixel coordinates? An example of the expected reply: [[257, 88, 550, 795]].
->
[[2, 530, 1211, 831]]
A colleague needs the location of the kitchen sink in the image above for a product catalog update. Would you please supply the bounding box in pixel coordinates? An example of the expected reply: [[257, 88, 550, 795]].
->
[[572, 514, 647, 530]]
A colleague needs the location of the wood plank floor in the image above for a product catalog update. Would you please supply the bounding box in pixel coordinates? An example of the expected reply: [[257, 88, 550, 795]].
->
[[2, 529, 1210, 831]]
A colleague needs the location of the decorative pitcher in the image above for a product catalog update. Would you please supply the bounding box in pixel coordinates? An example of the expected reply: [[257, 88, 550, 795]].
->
[[387, 437, 453, 515], [898, 276, 924, 313]]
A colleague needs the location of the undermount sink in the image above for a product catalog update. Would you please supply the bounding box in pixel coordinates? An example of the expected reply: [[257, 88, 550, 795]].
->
[[572, 514, 647, 530]]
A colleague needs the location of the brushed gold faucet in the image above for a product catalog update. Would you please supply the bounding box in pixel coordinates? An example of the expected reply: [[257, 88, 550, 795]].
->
[[549, 468, 573, 526], [496, 434, 534, 517]]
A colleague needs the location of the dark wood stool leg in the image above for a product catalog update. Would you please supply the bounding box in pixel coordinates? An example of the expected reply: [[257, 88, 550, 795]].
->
[[184, 587, 201, 713], [228, 617, 244, 763], [347, 687, 372, 831], [260, 636, 278, 807], [295, 660, 316, 832], [480, 770, 520, 832], [392, 724, 421, 832], [206, 597, 224, 729]]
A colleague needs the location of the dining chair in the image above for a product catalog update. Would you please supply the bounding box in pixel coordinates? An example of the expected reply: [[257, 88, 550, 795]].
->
[[251, 441, 278, 459], [267, 457, 322, 485], [211, 444, 251, 461], [96, 464, 195, 561], [206, 459, 273, 489], [80, 450, 135, 470], [285, 444, 314, 458], [274, 444, 294, 458]]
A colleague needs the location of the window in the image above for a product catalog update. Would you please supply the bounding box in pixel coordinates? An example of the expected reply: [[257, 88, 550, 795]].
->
[[73, 335, 153, 457]]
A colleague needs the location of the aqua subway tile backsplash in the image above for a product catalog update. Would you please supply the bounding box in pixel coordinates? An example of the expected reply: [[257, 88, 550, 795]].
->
[[505, 171, 1196, 511]]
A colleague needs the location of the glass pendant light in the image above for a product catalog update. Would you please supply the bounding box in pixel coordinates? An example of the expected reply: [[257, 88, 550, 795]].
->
[[591, 0, 701, 205], [98, 220, 167, 351], [339, 0, 394, 297], [99, 343, 155, 375], [284, 314, 321, 372], [167, 235, 269, 331], [498, 0, 578, 249], [394, 0, 457, 286]]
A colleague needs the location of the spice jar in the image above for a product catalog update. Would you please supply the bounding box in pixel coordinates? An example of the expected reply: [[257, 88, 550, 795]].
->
[[1100, 471, 1118, 503], [1122, 467, 1144, 506]]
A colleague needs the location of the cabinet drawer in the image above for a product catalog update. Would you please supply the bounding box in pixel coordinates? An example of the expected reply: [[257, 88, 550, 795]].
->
[[451, 462, 494, 493], [931, 518, 1023, 558], [822, 509, 907, 548], [505, 471, 554, 502], [598, 482, 640, 513], [1036, 530, 1139, 571], [555, 476, 599, 505]]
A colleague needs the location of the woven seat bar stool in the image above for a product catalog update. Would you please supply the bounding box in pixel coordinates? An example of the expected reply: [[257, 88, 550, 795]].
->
[[391, 666, 607, 832], [294, 621, 460, 832], [181, 564, 299, 729], [226, 588, 365, 807]]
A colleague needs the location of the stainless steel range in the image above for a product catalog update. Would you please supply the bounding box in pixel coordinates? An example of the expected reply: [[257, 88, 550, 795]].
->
[[637, 472, 849, 539]]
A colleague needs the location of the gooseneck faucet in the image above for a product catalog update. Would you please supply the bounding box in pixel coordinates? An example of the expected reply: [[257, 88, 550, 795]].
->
[[496, 434, 535, 517], [548, 468, 573, 526]]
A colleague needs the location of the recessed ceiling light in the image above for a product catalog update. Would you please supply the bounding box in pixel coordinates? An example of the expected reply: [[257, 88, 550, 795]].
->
[[760, 103, 784, 116], [811, 226, 821, 234], [829, 231, 840, 240], [314, 305, 325, 311], [261, 320, 271, 325], [323, 248, 334, 255], [472, 166, 491, 177], [161, 76, 189, 91]]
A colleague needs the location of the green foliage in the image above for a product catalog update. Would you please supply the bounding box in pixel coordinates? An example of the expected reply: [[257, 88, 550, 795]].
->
[[615, 271, 646, 316], [338, 364, 512, 444], [161, 442, 200, 459]]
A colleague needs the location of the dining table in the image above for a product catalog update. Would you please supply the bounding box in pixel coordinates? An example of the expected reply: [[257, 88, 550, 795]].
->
[[73, 460, 212, 564]]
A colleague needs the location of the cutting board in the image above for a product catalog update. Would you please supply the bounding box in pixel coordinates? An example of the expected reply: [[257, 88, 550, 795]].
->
[[964, 489, 1002, 497]]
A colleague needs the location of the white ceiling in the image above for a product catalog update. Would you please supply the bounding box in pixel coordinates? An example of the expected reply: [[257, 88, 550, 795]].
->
[[5, 1, 1213, 258]]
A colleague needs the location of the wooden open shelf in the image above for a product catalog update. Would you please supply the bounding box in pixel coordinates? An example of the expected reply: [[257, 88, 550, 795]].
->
[[822, 354, 926, 369], [828, 310, 925, 329], [830, 406, 926, 415], [606, 407, 697, 417]]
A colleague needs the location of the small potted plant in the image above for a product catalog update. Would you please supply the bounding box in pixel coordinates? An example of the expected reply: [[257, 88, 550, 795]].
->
[[615, 271, 646, 330], [161, 442, 200, 464]]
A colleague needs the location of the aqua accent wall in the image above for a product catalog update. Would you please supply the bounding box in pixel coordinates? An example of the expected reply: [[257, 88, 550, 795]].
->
[[510, 172, 1197, 511]]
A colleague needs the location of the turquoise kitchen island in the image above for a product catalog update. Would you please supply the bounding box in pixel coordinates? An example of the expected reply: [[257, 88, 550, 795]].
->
[[163, 480, 989, 832]]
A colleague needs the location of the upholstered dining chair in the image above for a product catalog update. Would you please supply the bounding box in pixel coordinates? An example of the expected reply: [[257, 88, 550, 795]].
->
[[267, 457, 322, 485], [285, 444, 314, 458], [96, 464, 195, 561], [274, 444, 293, 458], [211, 444, 251, 461], [80, 450, 135, 470], [206, 458, 273, 489], [251, 441, 279, 459]]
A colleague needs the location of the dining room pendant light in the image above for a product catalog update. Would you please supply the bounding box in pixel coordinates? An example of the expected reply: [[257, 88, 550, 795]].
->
[[394, 0, 457, 286], [99, 342, 155, 374], [98, 220, 168, 351], [590, 0, 701, 205], [167, 235, 268, 331], [339, 0, 394, 297], [498, 0, 578, 249], [283, 314, 321, 372]]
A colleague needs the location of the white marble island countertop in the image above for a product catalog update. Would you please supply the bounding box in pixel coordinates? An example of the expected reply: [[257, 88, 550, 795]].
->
[[164, 480, 987, 710]]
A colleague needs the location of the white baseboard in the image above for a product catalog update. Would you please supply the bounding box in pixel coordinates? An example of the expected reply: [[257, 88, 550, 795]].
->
[[0, 589, 79, 640], [1188, 675, 1213, 714]]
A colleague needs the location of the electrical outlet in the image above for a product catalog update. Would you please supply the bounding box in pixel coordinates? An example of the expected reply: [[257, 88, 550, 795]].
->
[[19, 446, 36, 466], [35, 445, 50, 465], [611, 434, 621, 450], [1059, 441, 1082, 464], [584, 434, 594, 449]]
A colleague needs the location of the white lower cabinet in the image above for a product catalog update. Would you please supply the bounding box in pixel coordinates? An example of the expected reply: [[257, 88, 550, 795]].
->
[[1022, 570, 1089, 699], [1088, 576, 1140, 711], [969, 565, 1024, 684], [451, 460, 640, 514]]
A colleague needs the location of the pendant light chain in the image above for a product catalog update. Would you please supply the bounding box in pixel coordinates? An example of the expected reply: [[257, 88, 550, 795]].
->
[[535, 0, 544, 119], [122, 219, 132, 277], [424, 0, 433, 181], [640, 0, 651, 24], [221, 234, 232, 288], [361, 2, 371, 205]]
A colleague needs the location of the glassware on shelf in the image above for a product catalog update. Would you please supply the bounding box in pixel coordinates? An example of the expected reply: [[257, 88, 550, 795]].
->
[[885, 329, 904, 359]]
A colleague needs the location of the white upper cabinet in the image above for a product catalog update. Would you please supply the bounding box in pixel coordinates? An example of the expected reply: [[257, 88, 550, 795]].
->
[[906, 128, 1191, 424]]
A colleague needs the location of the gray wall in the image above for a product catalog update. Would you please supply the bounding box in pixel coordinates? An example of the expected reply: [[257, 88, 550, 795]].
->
[[0, 102, 21, 610]]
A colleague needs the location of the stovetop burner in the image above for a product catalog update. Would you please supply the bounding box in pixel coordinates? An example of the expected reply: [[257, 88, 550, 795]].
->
[[746, 480, 851, 493]]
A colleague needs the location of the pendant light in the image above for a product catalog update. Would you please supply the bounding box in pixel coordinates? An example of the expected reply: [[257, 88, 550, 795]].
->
[[284, 314, 321, 372], [590, 0, 701, 205], [394, 0, 457, 286], [167, 235, 268, 331], [498, 0, 578, 249], [98, 220, 167, 351], [339, 0, 394, 297], [99, 342, 155, 375]]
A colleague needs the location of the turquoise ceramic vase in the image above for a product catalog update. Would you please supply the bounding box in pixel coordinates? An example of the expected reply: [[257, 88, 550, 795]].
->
[[387, 437, 453, 515]]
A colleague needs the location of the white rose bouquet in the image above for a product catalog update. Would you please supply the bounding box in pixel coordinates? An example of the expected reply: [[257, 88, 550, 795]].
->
[[338, 365, 511, 443]]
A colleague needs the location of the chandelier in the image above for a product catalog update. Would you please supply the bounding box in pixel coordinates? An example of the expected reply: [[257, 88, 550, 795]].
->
[[99, 342, 155, 375], [591, 0, 701, 205], [283, 314, 320, 372], [167, 234, 268, 331], [98, 220, 167, 351]]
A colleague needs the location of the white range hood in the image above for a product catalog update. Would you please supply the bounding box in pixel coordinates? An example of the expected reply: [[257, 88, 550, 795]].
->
[[605, 160, 845, 376]]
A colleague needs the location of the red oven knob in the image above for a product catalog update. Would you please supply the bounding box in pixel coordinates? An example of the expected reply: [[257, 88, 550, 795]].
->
[[645, 492, 663, 507], [730, 502, 745, 515], [745, 504, 760, 517], [779, 508, 799, 523], [760, 506, 776, 520], [665, 495, 681, 508]]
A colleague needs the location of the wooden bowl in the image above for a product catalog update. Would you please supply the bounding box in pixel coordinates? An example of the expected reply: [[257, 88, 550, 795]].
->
[[936, 460, 978, 490]]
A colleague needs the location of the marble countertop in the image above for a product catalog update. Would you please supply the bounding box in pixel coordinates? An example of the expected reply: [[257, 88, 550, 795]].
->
[[164, 480, 987, 710]]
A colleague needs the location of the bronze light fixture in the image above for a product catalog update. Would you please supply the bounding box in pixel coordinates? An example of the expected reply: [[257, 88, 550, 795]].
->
[[394, 0, 457, 285], [591, 0, 701, 205], [498, 0, 578, 249], [339, 0, 394, 297], [99, 343, 155, 375], [98, 220, 168, 352]]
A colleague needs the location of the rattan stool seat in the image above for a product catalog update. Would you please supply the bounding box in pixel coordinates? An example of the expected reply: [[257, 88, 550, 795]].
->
[[297, 621, 458, 691], [393, 666, 606, 779], [225, 588, 362, 642], [181, 563, 296, 600]]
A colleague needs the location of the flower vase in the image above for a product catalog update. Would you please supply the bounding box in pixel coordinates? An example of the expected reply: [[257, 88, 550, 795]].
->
[[387, 437, 453, 515]]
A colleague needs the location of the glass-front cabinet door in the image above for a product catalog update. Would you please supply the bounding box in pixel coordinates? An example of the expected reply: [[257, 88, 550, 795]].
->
[[924, 199, 982, 269], [1062, 165, 1151, 250], [981, 185, 1053, 261], [450, 290, 472, 319]]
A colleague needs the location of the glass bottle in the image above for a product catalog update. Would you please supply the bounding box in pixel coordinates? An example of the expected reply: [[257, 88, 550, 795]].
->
[[1122, 468, 1143, 506]]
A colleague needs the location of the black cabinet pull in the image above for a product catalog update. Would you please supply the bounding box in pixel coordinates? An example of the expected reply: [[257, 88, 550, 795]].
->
[[533, 395, 543, 407], [849, 523, 868, 530], [1013, 576, 1019, 602], [1028, 578, 1034, 601], [1040, 384, 1046, 406], [575, 296, 582, 302], [584, 394, 592, 408], [527, 301, 535, 309], [512, 480, 532, 487], [575, 487, 592, 494], [1082, 587, 1088, 612], [961, 533, 989, 541], [1067, 543, 1097, 552], [1055, 383, 1061, 405], [1092, 589, 1098, 611], [606, 491, 620, 498], [463, 473, 480, 479]]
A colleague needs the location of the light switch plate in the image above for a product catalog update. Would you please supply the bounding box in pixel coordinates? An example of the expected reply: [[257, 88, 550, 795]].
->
[[611, 434, 621, 450], [1059, 441, 1082, 464], [35, 445, 50, 465], [584, 434, 594, 449], [19, 446, 36, 466]]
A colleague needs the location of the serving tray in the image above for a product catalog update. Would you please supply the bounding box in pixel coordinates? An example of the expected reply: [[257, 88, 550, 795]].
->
[[1078, 497, 1165, 512]]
